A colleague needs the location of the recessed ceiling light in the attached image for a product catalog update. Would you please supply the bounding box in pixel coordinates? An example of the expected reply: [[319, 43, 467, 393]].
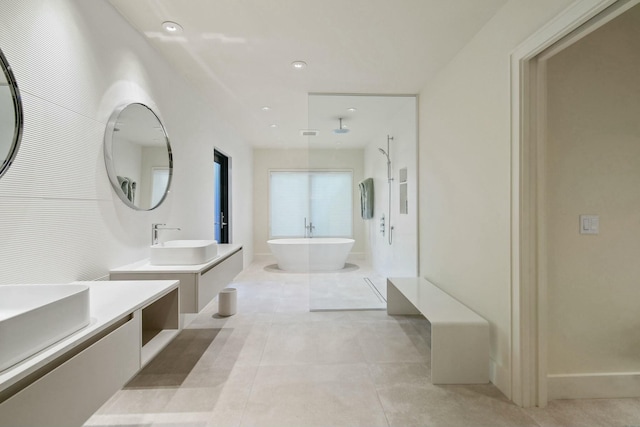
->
[[291, 61, 307, 70], [347, 107, 357, 112], [261, 106, 271, 111], [269, 124, 278, 128], [162, 21, 183, 34]]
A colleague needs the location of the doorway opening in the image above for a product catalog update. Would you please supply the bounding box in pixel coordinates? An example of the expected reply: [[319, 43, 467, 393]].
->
[[214, 149, 230, 243], [512, 0, 639, 407]]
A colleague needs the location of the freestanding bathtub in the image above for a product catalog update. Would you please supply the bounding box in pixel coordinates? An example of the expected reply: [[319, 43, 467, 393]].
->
[[267, 238, 355, 272]]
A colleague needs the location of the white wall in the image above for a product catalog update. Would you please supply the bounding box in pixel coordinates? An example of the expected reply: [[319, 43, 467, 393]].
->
[[545, 5, 640, 375], [363, 99, 418, 277], [418, 0, 573, 396], [0, 0, 253, 284], [253, 148, 364, 257]]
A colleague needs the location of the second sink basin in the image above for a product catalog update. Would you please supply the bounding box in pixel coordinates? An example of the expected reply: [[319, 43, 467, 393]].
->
[[150, 240, 218, 265]]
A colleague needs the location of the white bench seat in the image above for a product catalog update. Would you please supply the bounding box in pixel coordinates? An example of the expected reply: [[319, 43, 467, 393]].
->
[[387, 277, 490, 385]]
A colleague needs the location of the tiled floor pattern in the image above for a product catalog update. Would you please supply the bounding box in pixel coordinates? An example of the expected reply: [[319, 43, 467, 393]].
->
[[307, 262, 386, 311], [85, 260, 640, 427]]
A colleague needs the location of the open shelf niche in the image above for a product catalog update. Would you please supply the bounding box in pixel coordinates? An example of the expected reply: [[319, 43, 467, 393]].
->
[[140, 287, 180, 367]]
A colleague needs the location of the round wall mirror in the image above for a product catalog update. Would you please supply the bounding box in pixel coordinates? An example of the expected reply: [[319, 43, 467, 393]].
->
[[104, 103, 173, 210], [0, 47, 23, 179]]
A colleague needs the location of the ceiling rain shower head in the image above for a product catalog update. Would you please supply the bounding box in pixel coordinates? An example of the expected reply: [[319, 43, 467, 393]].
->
[[333, 118, 350, 134]]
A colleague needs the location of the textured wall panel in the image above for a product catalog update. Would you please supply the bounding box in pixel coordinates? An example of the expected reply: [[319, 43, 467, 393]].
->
[[1, 198, 118, 284], [0, 0, 108, 120], [0, 92, 110, 200], [0, 196, 159, 284], [0, 0, 162, 122]]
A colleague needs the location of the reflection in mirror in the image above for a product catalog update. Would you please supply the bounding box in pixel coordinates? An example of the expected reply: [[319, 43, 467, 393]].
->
[[0, 47, 23, 179], [104, 103, 172, 210]]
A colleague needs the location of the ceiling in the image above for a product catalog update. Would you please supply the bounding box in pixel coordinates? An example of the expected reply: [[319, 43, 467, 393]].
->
[[307, 94, 416, 148], [108, 0, 507, 148]]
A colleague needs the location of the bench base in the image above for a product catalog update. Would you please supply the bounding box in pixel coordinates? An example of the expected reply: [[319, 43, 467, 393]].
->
[[387, 278, 490, 385]]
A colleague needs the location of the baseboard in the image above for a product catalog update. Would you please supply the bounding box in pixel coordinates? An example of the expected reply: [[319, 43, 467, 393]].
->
[[490, 358, 511, 398], [253, 253, 276, 262], [548, 372, 640, 399], [347, 252, 366, 262]]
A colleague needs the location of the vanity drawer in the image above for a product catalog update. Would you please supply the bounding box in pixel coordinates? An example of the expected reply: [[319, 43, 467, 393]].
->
[[0, 313, 141, 427]]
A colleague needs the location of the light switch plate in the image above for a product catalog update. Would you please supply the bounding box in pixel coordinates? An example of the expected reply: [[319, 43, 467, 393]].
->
[[579, 215, 599, 235]]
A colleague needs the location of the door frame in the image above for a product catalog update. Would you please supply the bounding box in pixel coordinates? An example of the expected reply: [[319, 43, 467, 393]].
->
[[214, 148, 231, 243], [510, 0, 639, 407]]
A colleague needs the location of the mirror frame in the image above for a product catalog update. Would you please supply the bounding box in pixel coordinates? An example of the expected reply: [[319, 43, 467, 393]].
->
[[0, 47, 23, 179], [103, 103, 173, 210]]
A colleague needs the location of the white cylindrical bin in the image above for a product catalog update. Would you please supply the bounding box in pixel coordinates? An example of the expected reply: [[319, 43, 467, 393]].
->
[[218, 288, 237, 317]]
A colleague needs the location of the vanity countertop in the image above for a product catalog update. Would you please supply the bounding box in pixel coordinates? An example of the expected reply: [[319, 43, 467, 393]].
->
[[0, 280, 179, 394], [110, 243, 243, 274]]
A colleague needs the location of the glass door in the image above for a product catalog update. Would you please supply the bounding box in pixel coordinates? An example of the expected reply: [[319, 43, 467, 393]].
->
[[214, 149, 230, 243]]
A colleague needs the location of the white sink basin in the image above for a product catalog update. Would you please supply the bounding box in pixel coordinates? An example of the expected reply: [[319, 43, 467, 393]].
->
[[0, 284, 90, 371], [150, 239, 218, 265]]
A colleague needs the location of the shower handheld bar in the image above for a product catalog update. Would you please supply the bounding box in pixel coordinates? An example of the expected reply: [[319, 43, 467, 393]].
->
[[378, 135, 395, 245]]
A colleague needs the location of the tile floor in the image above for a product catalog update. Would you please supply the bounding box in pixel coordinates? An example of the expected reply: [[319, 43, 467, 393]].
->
[[85, 260, 640, 427], [305, 261, 386, 311]]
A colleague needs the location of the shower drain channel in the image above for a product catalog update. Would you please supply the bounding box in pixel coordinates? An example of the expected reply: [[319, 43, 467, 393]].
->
[[364, 277, 386, 303]]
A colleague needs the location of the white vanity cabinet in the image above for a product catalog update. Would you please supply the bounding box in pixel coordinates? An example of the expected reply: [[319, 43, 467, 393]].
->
[[196, 247, 243, 311], [110, 245, 243, 315], [0, 314, 140, 426], [0, 280, 180, 427]]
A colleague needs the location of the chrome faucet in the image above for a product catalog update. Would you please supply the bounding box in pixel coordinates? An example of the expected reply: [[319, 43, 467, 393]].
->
[[151, 223, 181, 245], [304, 217, 315, 238]]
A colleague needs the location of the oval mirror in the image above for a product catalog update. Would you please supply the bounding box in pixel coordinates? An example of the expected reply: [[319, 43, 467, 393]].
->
[[0, 47, 23, 179], [104, 103, 173, 210]]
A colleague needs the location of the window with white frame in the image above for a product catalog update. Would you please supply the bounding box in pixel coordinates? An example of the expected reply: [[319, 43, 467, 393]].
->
[[270, 171, 352, 238]]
